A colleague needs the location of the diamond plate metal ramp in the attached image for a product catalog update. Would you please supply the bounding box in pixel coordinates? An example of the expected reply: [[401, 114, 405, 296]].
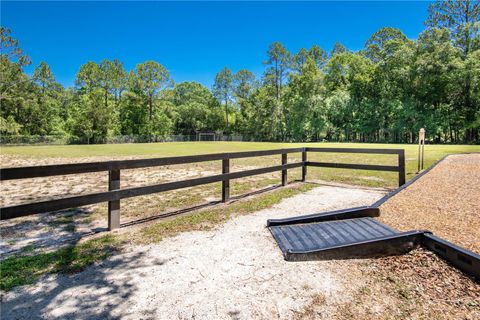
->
[[269, 217, 426, 261]]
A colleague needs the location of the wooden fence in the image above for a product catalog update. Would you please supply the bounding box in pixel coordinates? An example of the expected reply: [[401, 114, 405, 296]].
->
[[0, 147, 405, 229]]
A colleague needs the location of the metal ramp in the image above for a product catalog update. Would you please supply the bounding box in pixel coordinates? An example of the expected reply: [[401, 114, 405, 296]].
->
[[267, 206, 479, 281], [268, 210, 426, 261]]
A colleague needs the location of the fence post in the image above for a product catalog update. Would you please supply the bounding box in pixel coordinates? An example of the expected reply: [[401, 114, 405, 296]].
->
[[398, 150, 406, 186], [108, 169, 121, 230], [302, 149, 307, 182], [282, 152, 287, 186], [222, 159, 230, 202]]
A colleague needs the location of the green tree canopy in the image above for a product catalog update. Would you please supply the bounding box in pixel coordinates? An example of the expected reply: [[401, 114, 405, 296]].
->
[[212, 67, 234, 131]]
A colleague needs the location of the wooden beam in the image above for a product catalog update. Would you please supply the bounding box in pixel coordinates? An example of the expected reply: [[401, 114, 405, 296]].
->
[[398, 150, 406, 186], [281, 153, 287, 186], [306, 162, 399, 172], [108, 169, 120, 230], [306, 147, 402, 154], [222, 159, 230, 202], [301, 150, 307, 182]]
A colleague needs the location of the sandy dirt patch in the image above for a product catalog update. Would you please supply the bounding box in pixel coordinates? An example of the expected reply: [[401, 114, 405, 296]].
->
[[0, 154, 220, 207], [379, 153, 480, 254], [2, 185, 384, 320]]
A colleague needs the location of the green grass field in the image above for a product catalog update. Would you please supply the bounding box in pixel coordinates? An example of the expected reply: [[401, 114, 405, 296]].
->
[[2, 141, 478, 159], [1, 142, 478, 187]]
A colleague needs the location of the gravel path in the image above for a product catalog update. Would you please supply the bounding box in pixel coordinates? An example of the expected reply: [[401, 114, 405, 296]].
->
[[2, 185, 384, 320], [379, 153, 480, 254]]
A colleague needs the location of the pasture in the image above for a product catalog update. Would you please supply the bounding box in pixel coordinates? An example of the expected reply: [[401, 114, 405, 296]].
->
[[2, 142, 477, 224]]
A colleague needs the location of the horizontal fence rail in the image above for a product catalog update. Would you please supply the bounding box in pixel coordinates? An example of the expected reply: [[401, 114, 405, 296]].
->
[[0, 147, 405, 229], [306, 162, 399, 172], [306, 147, 403, 154], [306, 147, 406, 187]]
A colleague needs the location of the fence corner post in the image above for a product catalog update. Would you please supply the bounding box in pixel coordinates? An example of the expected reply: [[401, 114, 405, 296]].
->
[[281, 152, 288, 186], [108, 169, 121, 230], [398, 150, 406, 186], [222, 159, 230, 202], [302, 149, 307, 182]]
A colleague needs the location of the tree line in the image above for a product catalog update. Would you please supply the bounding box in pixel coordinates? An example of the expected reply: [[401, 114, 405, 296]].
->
[[1, 1, 479, 144]]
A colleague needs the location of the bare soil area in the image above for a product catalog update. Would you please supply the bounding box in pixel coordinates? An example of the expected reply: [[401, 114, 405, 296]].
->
[[379, 153, 480, 254]]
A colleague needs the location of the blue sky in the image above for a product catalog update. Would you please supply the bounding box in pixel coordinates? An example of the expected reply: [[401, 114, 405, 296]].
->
[[2, 1, 431, 88]]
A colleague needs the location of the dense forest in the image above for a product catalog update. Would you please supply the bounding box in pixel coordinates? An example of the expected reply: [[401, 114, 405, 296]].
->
[[1, 1, 479, 144]]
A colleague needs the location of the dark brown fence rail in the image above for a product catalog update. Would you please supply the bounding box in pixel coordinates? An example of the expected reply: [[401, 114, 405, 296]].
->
[[306, 147, 406, 187], [0, 147, 405, 229]]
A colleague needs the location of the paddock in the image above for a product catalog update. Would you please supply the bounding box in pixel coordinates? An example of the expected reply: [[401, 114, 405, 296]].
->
[[1, 142, 479, 319]]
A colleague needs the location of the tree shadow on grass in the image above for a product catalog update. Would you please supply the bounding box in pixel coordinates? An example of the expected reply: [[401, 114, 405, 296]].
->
[[1, 248, 156, 319], [0, 208, 104, 259]]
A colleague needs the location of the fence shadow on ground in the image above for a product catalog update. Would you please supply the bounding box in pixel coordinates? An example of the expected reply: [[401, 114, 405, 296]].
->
[[2, 181, 307, 318], [0, 208, 98, 258]]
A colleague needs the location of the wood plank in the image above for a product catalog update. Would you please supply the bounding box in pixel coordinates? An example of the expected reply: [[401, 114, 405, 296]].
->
[[222, 159, 230, 202], [306, 147, 402, 154], [306, 162, 399, 172], [398, 150, 406, 186], [108, 169, 121, 230], [301, 151, 307, 182]]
